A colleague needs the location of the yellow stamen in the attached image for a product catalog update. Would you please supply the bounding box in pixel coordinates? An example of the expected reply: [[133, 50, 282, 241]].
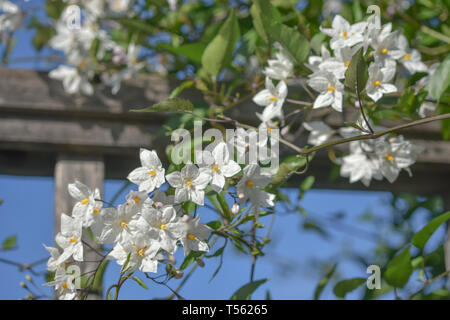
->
[[268, 126, 273, 132], [269, 96, 277, 101], [345, 60, 350, 67], [93, 208, 100, 215], [148, 169, 156, 176], [403, 53, 411, 60], [342, 31, 348, 38], [328, 86, 335, 91], [113, 0, 123, 10], [137, 248, 145, 257], [160, 224, 167, 230], [246, 180, 254, 187], [186, 180, 193, 187], [212, 165, 219, 172], [120, 221, 127, 228], [381, 48, 388, 54], [69, 237, 77, 243], [374, 80, 381, 86], [62, 283, 69, 290], [386, 154, 394, 162], [418, 85, 423, 90], [133, 197, 140, 204], [187, 234, 196, 240], [79, 60, 87, 69], [81, 198, 89, 205]]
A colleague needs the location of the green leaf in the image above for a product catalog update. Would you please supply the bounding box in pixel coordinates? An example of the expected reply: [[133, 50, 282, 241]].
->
[[269, 155, 309, 190], [92, 260, 109, 294], [131, 276, 149, 290], [131, 98, 194, 113], [333, 278, 366, 299], [299, 176, 315, 200], [207, 221, 222, 230], [169, 80, 195, 99], [180, 251, 203, 270], [412, 211, 450, 250], [206, 246, 224, 258], [313, 264, 337, 300], [265, 22, 310, 65], [158, 43, 206, 65], [201, 10, 240, 76], [115, 18, 155, 34], [384, 246, 413, 288], [182, 201, 197, 215], [45, 0, 66, 20], [396, 87, 424, 115], [230, 279, 268, 300], [2, 235, 17, 251], [345, 47, 368, 94], [426, 55, 450, 100], [250, 0, 280, 43]]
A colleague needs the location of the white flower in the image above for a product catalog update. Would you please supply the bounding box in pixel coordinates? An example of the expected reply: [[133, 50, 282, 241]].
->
[[124, 190, 148, 214], [374, 136, 423, 183], [306, 45, 332, 72], [365, 61, 397, 102], [141, 205, 184, 254], [253, 77, 287, 108], [370, 23, 404, 63], [237, 164, 275, 208], [179, 215, 212, 257], [303, 121, 334, 146], [49, 65, 94, 96], [68, 181, 102, 228], [307, 71, 344, 112], [0, 1, 23, 42], [396, 35, 427, 74], [263, 49, 293, 80], [127, 148, 165, 193], [256, 102, 285, 123], [108, 233, 160, 273], [108, 0, 133, 14], [91, 204, 138, 244], [320, 15, 367, 50], [105, 43, 144, 94], [339, 141, 382, 187], [165, 163, 211, 206], [43, 267, 78, 300], [43, 245, 63, 272], [199, 142, 241, 192], [55, 214, 83, 264]]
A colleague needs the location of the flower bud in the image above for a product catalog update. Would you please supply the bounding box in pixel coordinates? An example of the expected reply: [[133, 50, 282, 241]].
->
[[196, 259, 205, 268], [154, 202, 163, 209], [26, 275, 32, 282], [231, 203, 240, 215], [281, 126, 290, 136], [182, 215, 191, 222], [174, 270, 184, 279], [168, 254, 176, 265], [20, 282, 27, 289]]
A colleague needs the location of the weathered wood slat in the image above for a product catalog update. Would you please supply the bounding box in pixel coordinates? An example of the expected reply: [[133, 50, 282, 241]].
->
[[54, 154, 104, 299]]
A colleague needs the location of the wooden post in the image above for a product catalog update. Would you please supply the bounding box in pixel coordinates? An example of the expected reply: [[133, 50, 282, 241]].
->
[[54, 154, 104, 300]]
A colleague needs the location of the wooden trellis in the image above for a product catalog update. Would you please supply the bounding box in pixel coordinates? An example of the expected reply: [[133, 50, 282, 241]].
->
[[0, 67, 449, 297]]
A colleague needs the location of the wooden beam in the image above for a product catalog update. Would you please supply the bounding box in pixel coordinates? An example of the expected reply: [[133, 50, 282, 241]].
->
[[54, 154, 104, 299]]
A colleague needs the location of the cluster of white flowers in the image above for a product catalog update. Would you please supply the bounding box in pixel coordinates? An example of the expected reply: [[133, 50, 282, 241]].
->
[[303, 118, 424, 186], [43, 142, 275, 299], [47, 1, 172, 95], [251, 14, 432, 187]]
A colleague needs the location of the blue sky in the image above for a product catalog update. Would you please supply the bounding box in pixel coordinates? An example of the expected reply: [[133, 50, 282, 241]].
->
[[0, 175, 399, 300]]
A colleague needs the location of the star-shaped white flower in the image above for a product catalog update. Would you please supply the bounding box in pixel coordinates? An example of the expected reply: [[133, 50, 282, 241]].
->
[[165, 163, 211, 205], [307, 71, 344, 112], [263, 49, 293, 80], [320, 15, 367, 50], [55, 214, 83, 265], [199, 142, 241, 192], [179, 215, 212, 257], [303, 121, 334, 146], [108, 233, 160, 273], [68, 181, 102, 228], [127, 148, 165, 193], [237, 164, 275, 208], [396, 35, 427, 74], [365, 61, 397, 102]]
